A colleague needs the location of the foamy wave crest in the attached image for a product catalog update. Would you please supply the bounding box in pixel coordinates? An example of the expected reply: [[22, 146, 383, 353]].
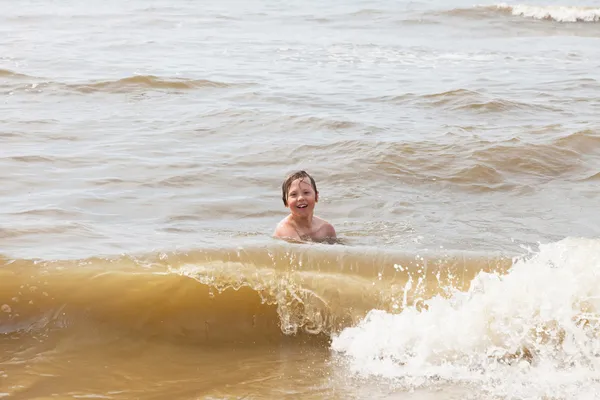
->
[[331, 237, 600, 399], [496, 4, 600, 22]]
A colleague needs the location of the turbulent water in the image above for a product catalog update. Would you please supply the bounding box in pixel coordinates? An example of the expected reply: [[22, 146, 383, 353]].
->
[[2, 0, 600, 399]]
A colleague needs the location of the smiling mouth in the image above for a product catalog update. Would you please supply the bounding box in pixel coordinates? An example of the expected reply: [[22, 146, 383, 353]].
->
[[297, 204, 307, 209]]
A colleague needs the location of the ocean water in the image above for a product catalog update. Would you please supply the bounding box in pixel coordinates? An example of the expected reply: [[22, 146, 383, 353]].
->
[[1, 0, 600, 399]]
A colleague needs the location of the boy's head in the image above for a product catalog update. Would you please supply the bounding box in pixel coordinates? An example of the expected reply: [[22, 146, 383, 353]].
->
[[281, 170, 318, 207]]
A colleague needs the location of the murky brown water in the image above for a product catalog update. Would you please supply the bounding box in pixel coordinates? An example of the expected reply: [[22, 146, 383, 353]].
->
[[2, 0, 600, 399]]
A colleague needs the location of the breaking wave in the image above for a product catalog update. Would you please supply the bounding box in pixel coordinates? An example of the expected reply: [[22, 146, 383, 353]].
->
[[0, 245, 509, 346], [332, 237, 600, 399], [443, 4, 600, 23]]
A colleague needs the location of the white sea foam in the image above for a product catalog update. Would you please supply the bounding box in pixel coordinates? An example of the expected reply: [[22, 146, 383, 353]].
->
[[496, 4, 600, 22], [331, 237, 600, 399]]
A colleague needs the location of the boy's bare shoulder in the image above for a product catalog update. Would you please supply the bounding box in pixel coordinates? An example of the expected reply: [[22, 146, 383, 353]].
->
[[314, 216, 337, 238], [273, 217, 300, 239]]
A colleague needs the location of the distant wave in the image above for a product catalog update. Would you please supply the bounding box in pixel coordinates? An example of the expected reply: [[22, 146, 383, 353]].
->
[[444, 4, 600, 23], [1, 73, 241, 94], [423, 88, 558, 113], [301, 126, 594, 192], [496, 4, 600, 22], [0, 68, 32, 78], [554, 129, 600, 152], [582, 171, 600, 181], [0, 68, 15, 76], [74, 75, 234, 92], [366, 88, 560, 114]]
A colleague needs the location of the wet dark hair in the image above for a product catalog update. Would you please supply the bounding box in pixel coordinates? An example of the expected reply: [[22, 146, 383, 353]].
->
[[281, 170, 318, 206]]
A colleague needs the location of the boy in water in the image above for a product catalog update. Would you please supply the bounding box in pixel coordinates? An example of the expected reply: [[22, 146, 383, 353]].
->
[[274, 170, 337, 243]]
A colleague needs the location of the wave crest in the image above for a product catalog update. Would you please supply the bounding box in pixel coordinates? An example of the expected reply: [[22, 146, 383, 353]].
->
[[77, 75, 233, 92], [442, 4, 600, 23], [0, 68, 33, 79], [496, 4, 600, 22], [0, 247, 509, 345], [2, 73, 240, 94], [332, 237, 600, 398]]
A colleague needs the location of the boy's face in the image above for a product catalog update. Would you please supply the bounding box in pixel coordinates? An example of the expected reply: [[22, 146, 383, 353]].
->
[[286, 178, 318, 216]]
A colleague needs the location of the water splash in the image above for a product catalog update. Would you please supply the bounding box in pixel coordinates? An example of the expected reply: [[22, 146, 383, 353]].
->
[[331, 237, 600, 399]]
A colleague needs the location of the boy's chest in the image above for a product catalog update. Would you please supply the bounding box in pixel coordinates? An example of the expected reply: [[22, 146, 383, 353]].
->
[[296, 224, 326, 240]]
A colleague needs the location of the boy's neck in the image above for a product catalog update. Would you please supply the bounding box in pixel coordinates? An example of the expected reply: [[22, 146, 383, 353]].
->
[[291, 213, 313, 228]]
